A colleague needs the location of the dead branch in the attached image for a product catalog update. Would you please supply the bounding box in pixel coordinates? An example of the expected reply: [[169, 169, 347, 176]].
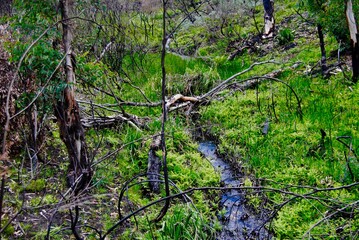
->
[[303, 199, 359, 238], [202, 60, 278, 99], [165, 93, 198, 109], [95, 41, 113, 63], [77, 99, 161, 108], [81, 113, 146, 131]]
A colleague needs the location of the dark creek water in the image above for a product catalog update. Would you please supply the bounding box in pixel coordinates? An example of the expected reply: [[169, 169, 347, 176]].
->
[[198, 142, 270, 240]]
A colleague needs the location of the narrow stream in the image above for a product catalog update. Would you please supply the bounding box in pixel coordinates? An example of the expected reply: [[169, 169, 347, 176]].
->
[[198, 142, 270, 239]]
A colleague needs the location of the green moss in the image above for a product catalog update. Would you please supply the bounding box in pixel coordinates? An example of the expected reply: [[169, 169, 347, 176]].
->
[[25, 179, 46, 192], [199, 43, 359, 237], [3, 223, 15, 236]]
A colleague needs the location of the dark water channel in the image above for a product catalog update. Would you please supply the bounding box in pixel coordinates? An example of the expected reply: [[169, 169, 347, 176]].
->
[[198, 142, 270, 240]]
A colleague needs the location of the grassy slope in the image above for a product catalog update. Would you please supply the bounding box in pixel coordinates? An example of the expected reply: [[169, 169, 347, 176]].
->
[[197, 3, 359, 240], [3, 0, 359, 239]]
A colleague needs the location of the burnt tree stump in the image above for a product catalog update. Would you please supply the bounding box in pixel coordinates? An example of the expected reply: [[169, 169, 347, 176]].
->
[[147, 135, 162, 193]]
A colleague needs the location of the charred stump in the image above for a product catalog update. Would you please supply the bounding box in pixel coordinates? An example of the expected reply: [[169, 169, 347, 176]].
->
[[147, 135, 162, 193], [317, 24, 328, 76]]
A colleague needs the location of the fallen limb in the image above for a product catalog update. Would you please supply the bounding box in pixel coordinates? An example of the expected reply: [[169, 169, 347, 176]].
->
[[81, 113, 148, 131], [79, 60, 287, 130]]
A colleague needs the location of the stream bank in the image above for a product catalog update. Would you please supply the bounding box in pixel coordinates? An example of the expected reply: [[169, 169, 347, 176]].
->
[[198, 141, 271, 239]]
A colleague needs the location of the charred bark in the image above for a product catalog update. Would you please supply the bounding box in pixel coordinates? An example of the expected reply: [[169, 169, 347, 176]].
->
[[317, 24, 327, 76], [353, 34, 359, 82], [147, 135, 162, 193], [262, 0, 275, 39], [55, 0, 92, 193]]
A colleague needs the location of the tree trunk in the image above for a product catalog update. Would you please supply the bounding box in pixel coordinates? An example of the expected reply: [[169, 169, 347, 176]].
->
[[262, 0, 275, 39], [346, 0, 359, 82], [317, 24, 327, 75], [55, 0, 92, 193]]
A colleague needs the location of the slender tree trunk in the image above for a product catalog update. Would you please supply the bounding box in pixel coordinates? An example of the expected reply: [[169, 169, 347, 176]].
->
[[262, 0, 275, 38], [55, 0, 92, 193], [346, 0, 359, 82], [154, 0, 170, 222], [317, 24, 327, 75]]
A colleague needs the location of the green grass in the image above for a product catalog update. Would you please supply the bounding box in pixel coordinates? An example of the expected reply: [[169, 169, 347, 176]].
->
[[199, 58, 359, 238]]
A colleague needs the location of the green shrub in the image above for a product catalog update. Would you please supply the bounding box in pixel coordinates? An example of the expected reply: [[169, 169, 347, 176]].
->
[[278, 28, 294, 45]]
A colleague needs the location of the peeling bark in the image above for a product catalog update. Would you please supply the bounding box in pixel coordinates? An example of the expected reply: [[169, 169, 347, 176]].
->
[[346, 0, 359, 82], [262, 0, 275, 39], [55, 0, 92, 192]]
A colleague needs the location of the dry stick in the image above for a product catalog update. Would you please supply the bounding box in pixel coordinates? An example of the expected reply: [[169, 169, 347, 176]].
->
[[303, 199, 359, 239], [45, 174, 84, 240], [336, 136, 358, 161], [154, 0, 170, 223], [165, 62, 282, 112], [77, 99, 161, 108], [168, 73, 302, 118], [201, 60, 278, 99]]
